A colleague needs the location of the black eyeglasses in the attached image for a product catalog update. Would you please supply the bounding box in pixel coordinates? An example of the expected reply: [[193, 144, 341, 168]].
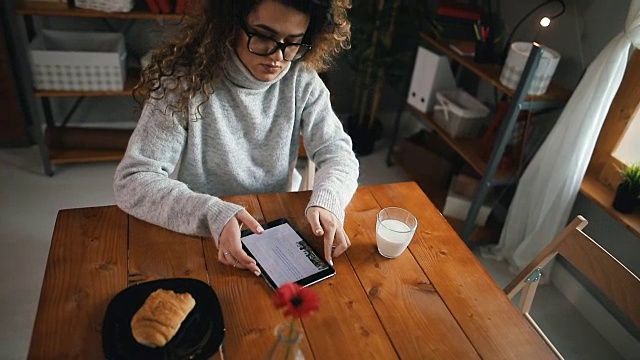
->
[[241, 23, 312, 62]]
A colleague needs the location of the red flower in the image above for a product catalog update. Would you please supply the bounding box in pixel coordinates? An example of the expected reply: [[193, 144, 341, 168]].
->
[[273, 282, 319, 318]]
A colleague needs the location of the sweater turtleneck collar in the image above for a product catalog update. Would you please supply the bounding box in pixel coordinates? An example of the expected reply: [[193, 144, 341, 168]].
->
[[223, 50, 291, 90]]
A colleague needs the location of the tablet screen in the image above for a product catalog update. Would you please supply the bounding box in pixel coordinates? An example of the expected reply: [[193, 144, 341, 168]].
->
[[242, 222, 332, 288]]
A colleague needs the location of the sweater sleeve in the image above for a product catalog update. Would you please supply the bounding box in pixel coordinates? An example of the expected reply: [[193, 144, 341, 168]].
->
[[300, 73, 360, 224], [113, 98, 243, 246]]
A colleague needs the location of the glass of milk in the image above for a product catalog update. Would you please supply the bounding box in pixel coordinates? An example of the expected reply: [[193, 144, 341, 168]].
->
[[376, 207, 418, 258]]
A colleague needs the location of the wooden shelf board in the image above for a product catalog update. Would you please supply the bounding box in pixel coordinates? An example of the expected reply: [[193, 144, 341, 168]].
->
[[16, 1, 185, 20], [580, 171, 640, 239], [45, 126, 130, 164], [420, 32, 572, 103], [407, 105, 516, 182], [49, 148, 125, 164], [35, 68, 140, 97]]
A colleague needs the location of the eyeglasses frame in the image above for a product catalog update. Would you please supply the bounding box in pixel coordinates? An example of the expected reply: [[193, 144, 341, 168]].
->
[[240, 23, 312, 62]]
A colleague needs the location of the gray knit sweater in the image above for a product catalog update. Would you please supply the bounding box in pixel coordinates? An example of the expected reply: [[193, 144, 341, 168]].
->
[[113, 52, 359, 246]]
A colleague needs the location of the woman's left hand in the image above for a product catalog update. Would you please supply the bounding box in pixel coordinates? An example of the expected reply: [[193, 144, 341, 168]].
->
[[306, 206, 351, 266]]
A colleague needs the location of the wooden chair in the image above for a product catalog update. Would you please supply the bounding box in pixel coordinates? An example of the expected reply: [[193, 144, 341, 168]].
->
[[297, 137, 315, 191], [294, 72, 330, 191], [505, 216, 640, 359]]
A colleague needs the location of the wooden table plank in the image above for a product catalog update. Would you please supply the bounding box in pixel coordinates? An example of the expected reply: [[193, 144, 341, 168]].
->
[[220, 194, 267, 225], [28, 206, 128, 360], [128, 217, 209, 285], [203, 194, 313, 359], [29, 184, 558, 360], [368, 182, 557, 359], [346, 188, 481, 359], [257, 191, 399, 360]]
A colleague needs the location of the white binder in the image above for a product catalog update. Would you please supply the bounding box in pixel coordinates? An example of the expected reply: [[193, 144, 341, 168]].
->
[[407, 47, 456, 113]]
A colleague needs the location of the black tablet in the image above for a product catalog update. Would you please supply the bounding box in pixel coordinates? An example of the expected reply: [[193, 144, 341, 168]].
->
[[241, 218, 335, 290]]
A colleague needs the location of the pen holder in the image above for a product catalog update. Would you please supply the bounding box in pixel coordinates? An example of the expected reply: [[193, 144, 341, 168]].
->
[[474, 40, 495, 64]]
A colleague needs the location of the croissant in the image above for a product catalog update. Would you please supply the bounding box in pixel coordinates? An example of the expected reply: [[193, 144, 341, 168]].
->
[[131, 289, 196, 348]]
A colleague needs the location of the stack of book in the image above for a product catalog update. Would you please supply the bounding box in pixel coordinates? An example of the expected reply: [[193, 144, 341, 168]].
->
[[429, 1, 481, 41]]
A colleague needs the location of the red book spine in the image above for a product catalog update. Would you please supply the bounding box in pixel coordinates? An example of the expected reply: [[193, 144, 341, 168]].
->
[[436, 1, 481, 21], [157, 0, 171, 13], [145, 0, 160, 13], [175, 0, 188, 14]]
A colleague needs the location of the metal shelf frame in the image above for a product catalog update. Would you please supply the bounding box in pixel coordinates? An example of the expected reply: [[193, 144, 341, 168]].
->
[[15, 2, 169, 176], [387, 39, 569, 244]]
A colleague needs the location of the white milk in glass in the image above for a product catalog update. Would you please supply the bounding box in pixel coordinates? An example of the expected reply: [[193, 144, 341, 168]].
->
[[376, 219, 413, 258]]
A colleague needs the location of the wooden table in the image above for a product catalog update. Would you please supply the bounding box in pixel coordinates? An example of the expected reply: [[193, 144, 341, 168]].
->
[[29, 182, 556, 359]]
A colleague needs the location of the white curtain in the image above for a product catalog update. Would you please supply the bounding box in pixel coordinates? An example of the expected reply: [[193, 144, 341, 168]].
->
[[482, 0, 640, 270]]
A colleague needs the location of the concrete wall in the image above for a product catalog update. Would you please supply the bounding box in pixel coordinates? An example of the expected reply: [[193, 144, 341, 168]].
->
[[499, 0, 630, 89], [499, 0, 639, 273]]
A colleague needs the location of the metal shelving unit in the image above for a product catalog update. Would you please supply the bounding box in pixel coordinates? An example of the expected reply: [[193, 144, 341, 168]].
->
[[387, 32, 572, 244], [15, 1, 183, 175]]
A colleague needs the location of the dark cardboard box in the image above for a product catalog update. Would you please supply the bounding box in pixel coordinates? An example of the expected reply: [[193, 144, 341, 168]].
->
[[451, 173, 481, 198], [395, 132, 454, 209]]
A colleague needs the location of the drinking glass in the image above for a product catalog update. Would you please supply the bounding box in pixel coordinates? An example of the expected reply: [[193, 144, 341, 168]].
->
[[376, 207, 418, 258]]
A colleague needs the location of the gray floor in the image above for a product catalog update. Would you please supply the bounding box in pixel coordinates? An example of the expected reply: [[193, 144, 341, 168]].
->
[[0, 139, 624, 359]]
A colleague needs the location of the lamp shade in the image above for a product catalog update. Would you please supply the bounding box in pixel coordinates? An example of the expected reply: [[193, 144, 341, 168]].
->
[[499, 42, 561, 95]]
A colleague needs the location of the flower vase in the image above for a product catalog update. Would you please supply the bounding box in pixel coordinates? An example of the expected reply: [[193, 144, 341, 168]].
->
[[265, 322, 305, 360]]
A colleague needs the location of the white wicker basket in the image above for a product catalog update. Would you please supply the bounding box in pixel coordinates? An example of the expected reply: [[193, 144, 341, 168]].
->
[[75, 0, 135, 13], [29, 30, 127, 92], [433, 89, 490, 139]]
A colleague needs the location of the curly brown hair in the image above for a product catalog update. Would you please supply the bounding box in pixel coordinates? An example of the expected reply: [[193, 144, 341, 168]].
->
[[134, 0, 352, 118]]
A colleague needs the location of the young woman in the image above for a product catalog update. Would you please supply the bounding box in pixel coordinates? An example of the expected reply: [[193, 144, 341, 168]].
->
[[114, 0, 358, 276]]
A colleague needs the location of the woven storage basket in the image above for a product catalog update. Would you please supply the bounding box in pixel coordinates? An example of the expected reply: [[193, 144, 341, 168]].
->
[[29, 30, 127, 91], [433, 90, 490, 139], [75, 0, 135, 13]]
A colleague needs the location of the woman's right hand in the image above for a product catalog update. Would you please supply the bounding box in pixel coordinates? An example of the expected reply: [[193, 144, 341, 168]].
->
[[217, 209, 264, 276]]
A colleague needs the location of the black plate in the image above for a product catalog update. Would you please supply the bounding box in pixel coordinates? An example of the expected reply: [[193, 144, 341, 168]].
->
[[102, 278, 225, 360]]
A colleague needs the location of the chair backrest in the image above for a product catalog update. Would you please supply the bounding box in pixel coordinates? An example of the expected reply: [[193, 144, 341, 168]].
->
[[504, 216, 640, 358], [297, 136, 315, 191]]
